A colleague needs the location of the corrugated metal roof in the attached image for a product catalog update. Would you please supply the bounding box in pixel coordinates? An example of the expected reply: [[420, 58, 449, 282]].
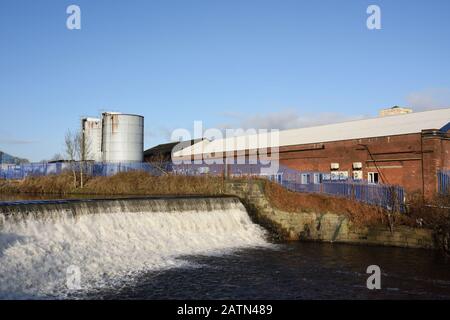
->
[[174, 108, 450, 157], [144, 139, 205, 157]]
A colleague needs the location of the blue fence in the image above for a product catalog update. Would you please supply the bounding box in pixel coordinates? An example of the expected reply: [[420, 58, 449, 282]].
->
[[0, 161, 405, 210], [0, 163, 66, 180], [438, 170, 450, 194], [281, 179, 404, 210], [0, 162, 165, 180], [90, 162, 164, 177]]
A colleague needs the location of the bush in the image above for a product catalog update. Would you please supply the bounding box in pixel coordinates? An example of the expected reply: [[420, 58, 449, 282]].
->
[[406, 194, 450, 230]]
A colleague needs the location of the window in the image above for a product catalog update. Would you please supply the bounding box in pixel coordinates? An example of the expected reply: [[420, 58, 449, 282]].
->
[[330, 163, 339, 171], [300, 173, 310, 184], [313, 173, 321, 184], [368, 172, 379, 184], [275, 173, 283, 184], [352, 162, 362, 170], [265, 173, 282, 184], [353, 171, 363, 180]]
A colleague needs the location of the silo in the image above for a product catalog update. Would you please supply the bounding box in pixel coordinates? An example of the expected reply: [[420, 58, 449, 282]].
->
[[81, 117, 103, 161], [101, 112, 144, 162]]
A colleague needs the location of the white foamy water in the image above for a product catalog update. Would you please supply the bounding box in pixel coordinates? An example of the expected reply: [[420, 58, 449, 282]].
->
[[0, 201, 269, 299]]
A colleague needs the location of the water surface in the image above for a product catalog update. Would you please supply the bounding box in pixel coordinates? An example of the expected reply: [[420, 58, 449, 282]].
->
[[80, 242, 450, 300], [1, 195, 450, 300]]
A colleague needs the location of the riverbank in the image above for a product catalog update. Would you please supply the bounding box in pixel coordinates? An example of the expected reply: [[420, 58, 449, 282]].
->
[[224, 180, 438, 250], [0, 172, 406, 226]]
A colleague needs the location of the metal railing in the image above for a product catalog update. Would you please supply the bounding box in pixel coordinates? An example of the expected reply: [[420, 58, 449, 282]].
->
[[281, 179, 404, 210], [438, 170, 450, 194], [0, 162, 165, 179]]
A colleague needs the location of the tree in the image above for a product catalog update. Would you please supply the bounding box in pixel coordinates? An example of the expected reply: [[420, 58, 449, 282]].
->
[[76, 130, 92, 188], [50, 153, 64, 162], [147, 151, 169, 175], [65, 130, 78, 188], [65, 128, 92, 189]]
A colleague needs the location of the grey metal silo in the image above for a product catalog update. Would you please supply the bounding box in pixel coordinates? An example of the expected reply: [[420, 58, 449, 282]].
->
[[101, 112, 144, 162], [81, 117, 103, 161]]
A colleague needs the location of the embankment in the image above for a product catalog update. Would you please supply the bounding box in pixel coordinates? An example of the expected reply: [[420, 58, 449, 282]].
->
[[226, 180, 437, 250]]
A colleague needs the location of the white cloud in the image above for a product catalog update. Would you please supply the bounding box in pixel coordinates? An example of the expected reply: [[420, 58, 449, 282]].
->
[[406, 88, 450, 111], [0, 137, 36, 145], [219, 109, 367, 131], [0, 130, 37, 145], [145, 128, 170, 140]]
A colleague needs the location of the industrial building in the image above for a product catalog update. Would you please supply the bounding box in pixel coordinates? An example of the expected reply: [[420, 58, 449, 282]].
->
[[81, 118, 102, 161], [144, 139, 205, 163], [82, 112, 144, 162], [171, 107, 450, 199]]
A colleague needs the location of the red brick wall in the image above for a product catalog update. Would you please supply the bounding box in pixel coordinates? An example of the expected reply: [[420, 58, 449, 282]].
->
[[173, 131, 449, 199], [278, 132, 448, 199]]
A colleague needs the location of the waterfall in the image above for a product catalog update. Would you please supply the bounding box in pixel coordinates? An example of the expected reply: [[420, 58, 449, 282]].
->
[[0, 197, 270, 299]]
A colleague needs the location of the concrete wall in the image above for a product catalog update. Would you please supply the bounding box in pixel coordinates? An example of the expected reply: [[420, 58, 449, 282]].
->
[[225, 180, 436, 250]]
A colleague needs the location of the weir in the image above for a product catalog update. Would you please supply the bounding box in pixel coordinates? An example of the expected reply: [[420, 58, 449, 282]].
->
[[0, 196, 270, 299], [0, 196, 244, 220]]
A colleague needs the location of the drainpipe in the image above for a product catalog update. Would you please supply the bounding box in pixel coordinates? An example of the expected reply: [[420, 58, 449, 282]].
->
[[358, 144, 388, 184], [420, 132, 425, 203]]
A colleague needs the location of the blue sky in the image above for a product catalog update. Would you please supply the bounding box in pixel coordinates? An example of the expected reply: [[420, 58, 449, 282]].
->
[[1, 0, 450, 161]]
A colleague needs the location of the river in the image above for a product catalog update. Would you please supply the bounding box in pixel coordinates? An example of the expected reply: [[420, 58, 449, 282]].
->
[[78, 242, 450, 300], [0, 196, 449, 299]]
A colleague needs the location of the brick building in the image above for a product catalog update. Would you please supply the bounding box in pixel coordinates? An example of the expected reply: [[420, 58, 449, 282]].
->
[[171, 108, 450, 199]]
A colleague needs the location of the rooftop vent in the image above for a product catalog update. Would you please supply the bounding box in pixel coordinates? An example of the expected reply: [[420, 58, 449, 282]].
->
[[379, 106, 413, 117]]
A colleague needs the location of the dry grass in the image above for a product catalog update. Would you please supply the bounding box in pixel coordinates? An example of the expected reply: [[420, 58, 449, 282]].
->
[[406, 194, 450, 230], [0, 173, 75, 194], [83, 171, 225, 195], [0, 172, 226, 196], [262, 180, 414, 227]]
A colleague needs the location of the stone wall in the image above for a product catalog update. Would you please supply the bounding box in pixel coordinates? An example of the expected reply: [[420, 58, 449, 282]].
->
[[225, 180, 436, 250]]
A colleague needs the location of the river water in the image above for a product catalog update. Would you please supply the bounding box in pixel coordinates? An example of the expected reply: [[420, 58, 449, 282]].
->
[[1, 196, 450, 300], [79, 242, 450, 300]]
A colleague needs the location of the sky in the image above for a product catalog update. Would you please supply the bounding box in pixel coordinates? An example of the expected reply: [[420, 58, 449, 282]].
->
[[1, 0, 450, 161]]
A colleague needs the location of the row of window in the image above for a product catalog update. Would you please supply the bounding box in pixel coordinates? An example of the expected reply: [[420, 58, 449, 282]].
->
[[330, 162, 379, 184], [330, 162, 363, 171], [268, 172, 380, 185]]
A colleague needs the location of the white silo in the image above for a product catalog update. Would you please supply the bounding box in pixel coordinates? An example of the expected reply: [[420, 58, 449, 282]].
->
[[101, 112, 144, 162], [81, 117, 103, 161]]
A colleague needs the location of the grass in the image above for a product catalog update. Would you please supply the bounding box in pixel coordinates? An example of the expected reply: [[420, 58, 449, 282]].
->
[[261, 180, 406, 227], [0, 171, 225, 196], [406, 194, 450, 230]]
